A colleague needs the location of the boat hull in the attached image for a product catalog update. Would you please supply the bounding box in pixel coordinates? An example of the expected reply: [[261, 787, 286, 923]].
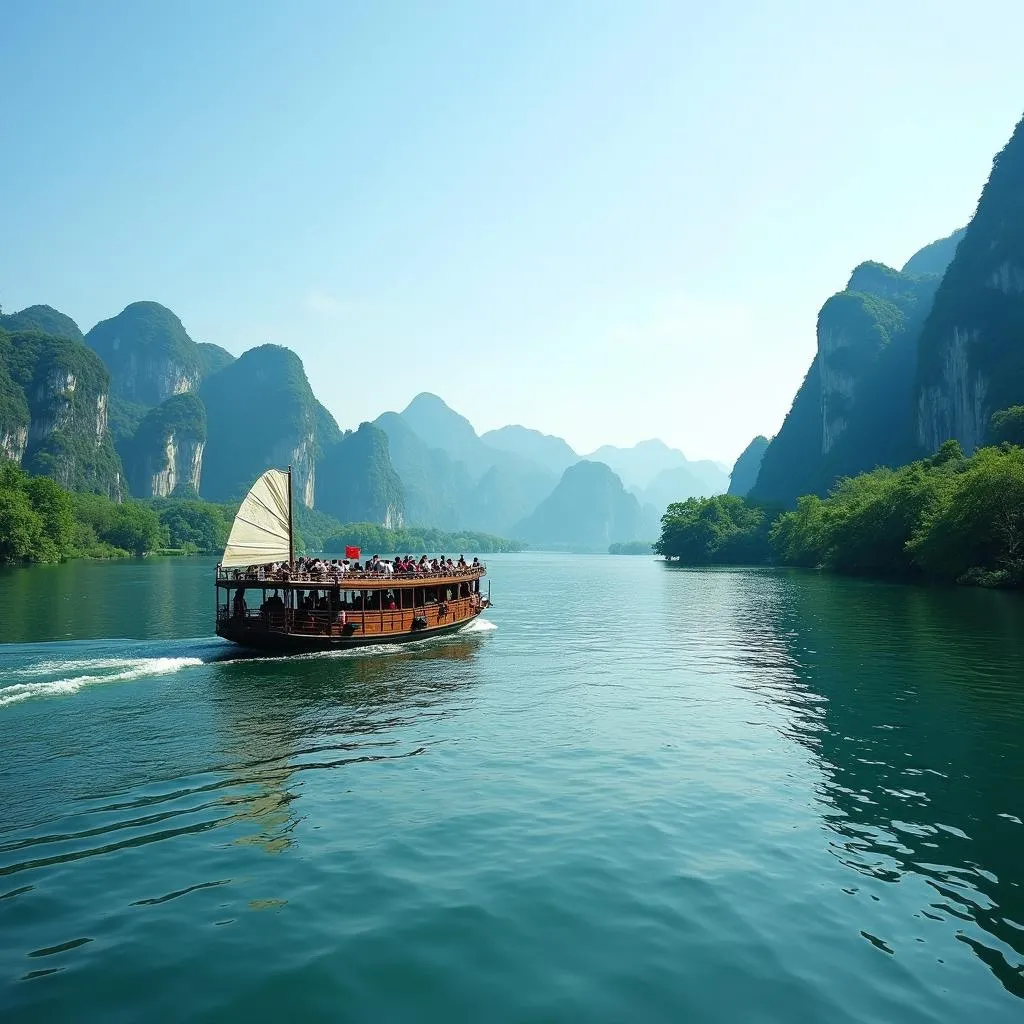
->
[[216, 610, 484, 653]]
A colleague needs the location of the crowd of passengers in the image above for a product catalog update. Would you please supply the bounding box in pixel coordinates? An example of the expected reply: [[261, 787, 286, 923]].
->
[[233, 554, 482, 580], [233, 580, 481, 623]]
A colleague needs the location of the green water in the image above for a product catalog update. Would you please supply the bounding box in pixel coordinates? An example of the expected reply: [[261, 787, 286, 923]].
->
[[1, 554, 1022, 1022]]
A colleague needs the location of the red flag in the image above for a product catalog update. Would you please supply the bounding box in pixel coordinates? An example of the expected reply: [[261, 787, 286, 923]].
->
[[345, 546, 360, 560]]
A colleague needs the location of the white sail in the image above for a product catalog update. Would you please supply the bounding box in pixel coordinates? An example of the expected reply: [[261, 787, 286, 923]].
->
[[221, 469, 291, 568]]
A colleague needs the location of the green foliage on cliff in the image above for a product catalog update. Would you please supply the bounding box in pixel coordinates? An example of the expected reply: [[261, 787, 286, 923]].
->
[[727, 435, 769, 497], [317, 422, 405, 525], [0, 328, 123, 496], [107, 397, 148, 448], [655, 495, 778, 564], [0, 331, 31, 440], [85, 301, 202, 406], [753, 261, 940, 507], [133, 392, 207, 447], [196, 342, 235, 378], [0, 305, 84, 341], [314, 400, 342, 456], [916, 115, 1024, 439], [200, 344, 317, 502], [989, 406, 1024, 446], [125, 393, 208, 497], [322, 523, 523, 555]]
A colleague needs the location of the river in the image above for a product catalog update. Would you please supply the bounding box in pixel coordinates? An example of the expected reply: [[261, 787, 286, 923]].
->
[[0, 553, 1022, 1022]]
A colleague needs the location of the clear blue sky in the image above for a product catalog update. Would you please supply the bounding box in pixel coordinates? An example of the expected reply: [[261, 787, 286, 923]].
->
[[2, 1, 1022, 464]]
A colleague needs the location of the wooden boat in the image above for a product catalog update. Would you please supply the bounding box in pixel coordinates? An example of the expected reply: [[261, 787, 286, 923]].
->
[[215, 467, 489, 651]]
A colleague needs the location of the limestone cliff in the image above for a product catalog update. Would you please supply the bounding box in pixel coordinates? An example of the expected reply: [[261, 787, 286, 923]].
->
[[916, 115, 1024, 454], [317, 422, 406, 527], [199, 344, 319, 505], [0, 327, 122, 497], [727, 436, 770, 497], [85, 301, 202, 408], [0, 305, 84, 342], [754, 257, 943, 506], [125, 393, 206, 497]]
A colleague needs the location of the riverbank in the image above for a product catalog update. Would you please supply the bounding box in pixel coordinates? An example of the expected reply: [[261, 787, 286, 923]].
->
[[655, 441, 1024, 590]]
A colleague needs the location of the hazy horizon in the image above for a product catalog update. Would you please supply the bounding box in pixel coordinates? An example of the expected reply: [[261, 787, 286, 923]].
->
[[3, 1, 1023, 464]]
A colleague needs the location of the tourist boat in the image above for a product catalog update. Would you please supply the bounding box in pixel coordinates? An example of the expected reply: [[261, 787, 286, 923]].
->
[[215, 468, 489, 652]]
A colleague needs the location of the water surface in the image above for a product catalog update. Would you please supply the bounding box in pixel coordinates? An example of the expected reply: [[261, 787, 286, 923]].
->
[[1, 554, 1022, 1021]]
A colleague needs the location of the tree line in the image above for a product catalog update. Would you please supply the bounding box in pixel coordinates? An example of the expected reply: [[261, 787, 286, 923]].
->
[[0, 462, 235, 562], [321, 522, 523, 555], [655, 436, 1024, 589]]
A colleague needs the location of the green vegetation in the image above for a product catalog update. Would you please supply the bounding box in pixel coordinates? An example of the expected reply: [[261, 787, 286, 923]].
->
[[609, 541, 653, 555], [0, 459, 239, 562], [322, 522, 523, 555], [317, 422, 405, 524], [85, 301, 202, 406], [989, 406, 1024, 446], [655, 495, 778, 565], [753, 261, 940, 507], [125, 393, 207, 496], [915, 115, 1024, 438], [196, 342, 235, 378], [0, 304, 83, 341], [0, 327, 124, 496], [200, 344, 318, 502], [659, 441, 1024, 589]]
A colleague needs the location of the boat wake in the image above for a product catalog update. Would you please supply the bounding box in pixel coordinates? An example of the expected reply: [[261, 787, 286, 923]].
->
[[0, 655, 203, 708], [461, 618, 496, 633]]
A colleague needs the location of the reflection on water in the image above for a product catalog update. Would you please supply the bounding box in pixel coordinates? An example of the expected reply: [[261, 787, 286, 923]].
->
[[719, 570, 1024, 998], [212, 636, 488, 856]]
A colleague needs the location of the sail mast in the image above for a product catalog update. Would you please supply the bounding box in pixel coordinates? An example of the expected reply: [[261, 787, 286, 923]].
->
[[287, 464, 294, 566]]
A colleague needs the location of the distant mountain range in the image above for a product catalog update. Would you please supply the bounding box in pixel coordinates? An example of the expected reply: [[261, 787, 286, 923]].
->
[[1, 299, 739, 549]]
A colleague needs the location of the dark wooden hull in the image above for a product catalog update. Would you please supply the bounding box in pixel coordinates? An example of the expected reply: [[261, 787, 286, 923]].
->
[[216, 610, 483, 653]]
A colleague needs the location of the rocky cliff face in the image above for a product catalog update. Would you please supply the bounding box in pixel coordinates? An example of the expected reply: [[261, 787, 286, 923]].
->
[[317, 422, 405, 526], [727, 436, 770, 497], [916, 115, 1024, 454], [125, 393, 207, 497], [817, 287, 907, 456], [199, 344, 320, 505], [85, 302, 202, 408], [0, 327, 123, 497], [1, 426, 28, 463], [753, 249, 948, 506]]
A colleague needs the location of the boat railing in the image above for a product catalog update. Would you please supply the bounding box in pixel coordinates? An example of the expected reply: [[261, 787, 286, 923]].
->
[[217, 593, 481, 637], [215, 563, 485, 584]]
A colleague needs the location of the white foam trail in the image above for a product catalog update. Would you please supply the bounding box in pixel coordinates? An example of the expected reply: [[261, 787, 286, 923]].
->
[[461, 618, 497, 633], [0, 657, 202, 708], [11, 657, 151, 677]]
